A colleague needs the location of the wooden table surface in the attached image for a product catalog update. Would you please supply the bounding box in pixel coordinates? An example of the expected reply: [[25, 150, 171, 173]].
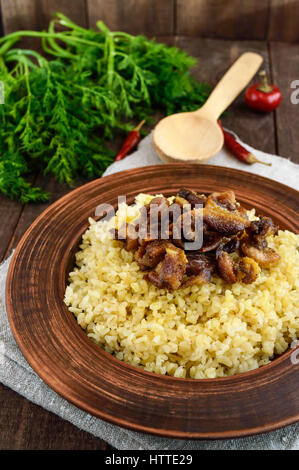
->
[[0, 37, 298, 450]]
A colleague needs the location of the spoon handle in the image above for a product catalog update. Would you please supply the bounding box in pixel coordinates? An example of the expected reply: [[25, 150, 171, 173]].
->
[[196, 52, 263, 121]]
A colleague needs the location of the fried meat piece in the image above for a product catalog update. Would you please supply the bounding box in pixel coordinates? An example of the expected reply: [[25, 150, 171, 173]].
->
[[136, 240, 168, 270], [146, 196, 169, 216], [172, 208, 200, 240], [236, 257, 260, 284], [241, 216, 280, 267], [182, 271, 211, 287], [171, 207, 204, 250], [215, 235, 240, 256], [145, 244, 187, 291], [186, 253, 215, 277], [241, 243, 280, 267], [113, 223, 139, 251], [208, 190, 237, 211], [133, 196, 172, 244], [216, 251, 237, 284], [217, 248, 260, 284], [177, 189, 207, 207], [247, 216, 279, 248], [203, 191, 250, 235], [201, 231, 225, 252], [183, 253, 215, 287], [146, 268, 163, 289]]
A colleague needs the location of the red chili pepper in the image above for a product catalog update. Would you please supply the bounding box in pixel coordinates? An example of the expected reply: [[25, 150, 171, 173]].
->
[[218, 121, 271, 166], [245, 71, 282, 112], [115, 120, 145, 161]]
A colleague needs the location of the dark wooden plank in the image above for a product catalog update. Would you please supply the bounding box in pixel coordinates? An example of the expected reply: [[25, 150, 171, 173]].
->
[[0, 196, 23, 262], [1, 0, 39, 33], [153, 35, 175, 46], [270, 42, 299, 163], [4, 176, 84, 255], [1, 0, 87, 34], [0, 1, 4, 36], [0, 175, 111, 451], [176, 0, 270, 40], [175, 37, 276, 154], [0, 384, 108, 450], [87, 0, 174, 36], [268, 0, 299, 42]]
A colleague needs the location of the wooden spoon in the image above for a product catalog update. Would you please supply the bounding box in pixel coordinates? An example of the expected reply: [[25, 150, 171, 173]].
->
[[153, 52, 263, 164]]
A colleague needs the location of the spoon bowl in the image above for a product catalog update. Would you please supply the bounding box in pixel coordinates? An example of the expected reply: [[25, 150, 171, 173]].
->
[[154, 112, 224, 163], [154, 52, 263, 164]]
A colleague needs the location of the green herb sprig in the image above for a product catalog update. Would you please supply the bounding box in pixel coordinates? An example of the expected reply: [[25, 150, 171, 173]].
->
[[0, 13, 210, 202]]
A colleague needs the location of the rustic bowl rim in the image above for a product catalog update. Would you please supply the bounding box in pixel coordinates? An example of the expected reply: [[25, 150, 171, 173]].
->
[[6, 164, 299, 439]]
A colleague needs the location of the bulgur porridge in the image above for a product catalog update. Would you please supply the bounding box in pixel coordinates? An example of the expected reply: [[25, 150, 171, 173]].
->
[[64, 190, 299, 379]]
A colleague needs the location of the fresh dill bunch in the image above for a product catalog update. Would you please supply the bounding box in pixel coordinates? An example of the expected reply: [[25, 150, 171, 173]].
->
[[0, 153, 49, 203], [0, 13, 211, 202]]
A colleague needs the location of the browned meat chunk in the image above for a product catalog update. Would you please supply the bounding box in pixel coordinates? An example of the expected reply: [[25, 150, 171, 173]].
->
[[125, 238, 138, 251], [240, 215, 280, 267], [145, 244, 187, 291], [236, 257, 260, 284], [217, 249, 262, 285], [208, 190, 237, 211], [146, 269, 164, 289], [182, 270, 212, 287], [135, 244, 146, 262], [186, 253, 215, 277], [159, 245, 187, 291], [183, 253, 215, 287], [247, 216, 279, 248], [146, 196, 169, 216], [216, 251, 237, 283], [172, 208, 200, 241], [177, 189, 207, 207], [200, 231, 224, 252], [215, 235, 240, 256], [241, 243, 280, 267], [174, 195, 189, 208], [136, 240, 168, 270], [135, 196, 171, 243], [203, 194, 250, 235], [113, 223, 139, 251], [217, 250, 261, 284]]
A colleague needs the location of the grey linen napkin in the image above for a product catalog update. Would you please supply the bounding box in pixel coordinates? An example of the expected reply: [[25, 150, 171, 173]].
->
[[0, 132, 298, 450]]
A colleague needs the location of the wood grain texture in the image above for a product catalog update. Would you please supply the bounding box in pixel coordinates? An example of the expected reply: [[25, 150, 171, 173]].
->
[[176, 0, 270, 39], [3, 175, 84, 258], [268, 0, 299, 42], [0, 2, 3, 36], [0, 385, 108, 450], [0, 195, 23, 262], [270, 42, 299, 161], [1, 0, 299, 42], [6, 165, 299, 439], [86, 0, 174, 36], [0, 35, 297, 448], [0, 0, 87, 34], [176, 38, 276, 155]]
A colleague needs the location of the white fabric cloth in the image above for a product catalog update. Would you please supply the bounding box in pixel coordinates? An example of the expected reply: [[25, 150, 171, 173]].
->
[[103, 131, 299, 191], [0, 131, 298, 450]]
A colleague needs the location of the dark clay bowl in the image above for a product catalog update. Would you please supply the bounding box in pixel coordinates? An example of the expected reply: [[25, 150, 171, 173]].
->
[[6, 164, 299, 439]]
